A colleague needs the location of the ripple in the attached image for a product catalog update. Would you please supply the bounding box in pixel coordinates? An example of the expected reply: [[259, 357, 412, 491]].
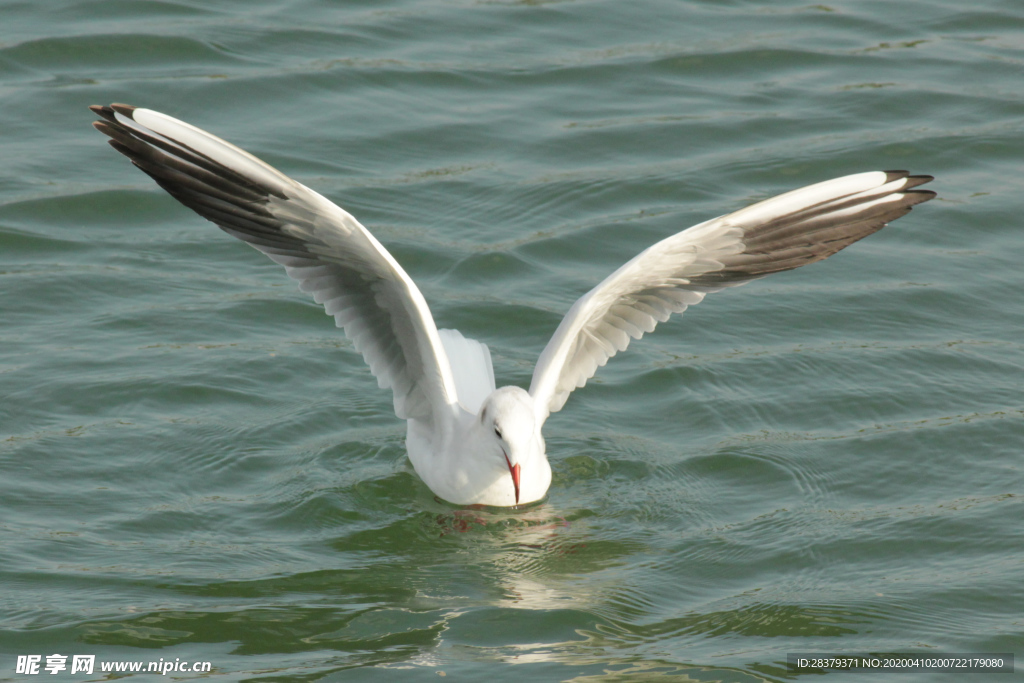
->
[[2, 34, 239, 73], [2, 0, 1022, 677]]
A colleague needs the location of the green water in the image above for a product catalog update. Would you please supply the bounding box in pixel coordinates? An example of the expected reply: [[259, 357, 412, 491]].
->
[[2, 1, 1022, 681]]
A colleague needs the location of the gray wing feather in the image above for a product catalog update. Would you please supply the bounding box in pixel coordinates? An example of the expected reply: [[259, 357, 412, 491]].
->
[[529, 171, 935, 418], [92, 104, 458, 423]]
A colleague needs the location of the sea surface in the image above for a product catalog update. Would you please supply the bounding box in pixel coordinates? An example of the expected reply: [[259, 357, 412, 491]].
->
[[1, 0, 1022, 681]]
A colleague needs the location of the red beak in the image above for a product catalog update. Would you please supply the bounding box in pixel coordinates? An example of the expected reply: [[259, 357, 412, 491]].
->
[[504, 452, 521, 504], [511, 462, 521, 504]]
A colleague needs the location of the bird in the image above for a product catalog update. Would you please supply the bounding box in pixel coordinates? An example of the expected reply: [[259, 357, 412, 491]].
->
[[91, 103, 935, 508]]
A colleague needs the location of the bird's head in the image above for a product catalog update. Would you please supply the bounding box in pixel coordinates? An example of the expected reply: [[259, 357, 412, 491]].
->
[[478, 386, 541, 505]]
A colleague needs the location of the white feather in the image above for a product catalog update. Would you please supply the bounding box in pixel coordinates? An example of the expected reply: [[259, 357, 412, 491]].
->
[[528, 171, 929, 419], [123, 107, 460, 423], [93, 102, 933, 507]]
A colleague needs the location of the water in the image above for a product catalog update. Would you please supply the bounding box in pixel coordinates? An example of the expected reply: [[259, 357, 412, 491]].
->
[[1, 0, 1022, 680]]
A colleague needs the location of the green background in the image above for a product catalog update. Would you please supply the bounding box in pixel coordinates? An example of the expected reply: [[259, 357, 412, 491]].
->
[[1, 0, 1021, 680]]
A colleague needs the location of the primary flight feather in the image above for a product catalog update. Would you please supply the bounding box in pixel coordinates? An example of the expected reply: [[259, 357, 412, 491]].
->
[[91, 103, 934, 507]]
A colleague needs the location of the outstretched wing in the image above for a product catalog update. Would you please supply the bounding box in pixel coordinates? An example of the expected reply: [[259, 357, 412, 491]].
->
[[92, 104, 459, 423], [529, 171, 935, 419]]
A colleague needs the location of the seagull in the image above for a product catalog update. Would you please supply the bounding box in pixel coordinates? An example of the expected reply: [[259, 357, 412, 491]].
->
[[91, 103, 935, 508]]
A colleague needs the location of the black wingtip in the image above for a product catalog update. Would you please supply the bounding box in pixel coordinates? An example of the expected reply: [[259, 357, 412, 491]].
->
[[106, 139, 136, 159], [884, 171, 934, 191], [92, 120, 115, 135], [904, 174, 934, 190], [905, 189, 937, 206], [90, 104, 117, 123], [110, 103, 137, 118]]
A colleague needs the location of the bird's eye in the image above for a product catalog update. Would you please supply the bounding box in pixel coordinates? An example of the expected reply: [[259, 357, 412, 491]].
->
[[494, 426, 502, 439]]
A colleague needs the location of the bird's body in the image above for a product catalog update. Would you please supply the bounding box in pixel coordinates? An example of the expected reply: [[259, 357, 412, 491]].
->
[[92, 103, 934, 508], [410, 385, 550, 507]]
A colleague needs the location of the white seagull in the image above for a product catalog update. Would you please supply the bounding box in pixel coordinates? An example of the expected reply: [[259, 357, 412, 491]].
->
[[91, 104, 934, 508]]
